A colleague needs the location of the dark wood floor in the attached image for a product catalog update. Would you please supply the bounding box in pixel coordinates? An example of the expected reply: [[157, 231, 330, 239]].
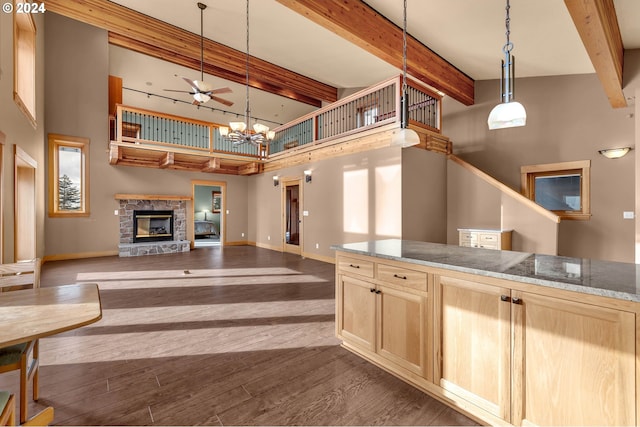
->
[[2, 246, 478, 426]]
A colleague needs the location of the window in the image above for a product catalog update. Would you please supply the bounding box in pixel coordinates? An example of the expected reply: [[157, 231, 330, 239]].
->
[[14, 7, 36, 127], [521, 160, 590, 220], [48, 134, 90, 217]]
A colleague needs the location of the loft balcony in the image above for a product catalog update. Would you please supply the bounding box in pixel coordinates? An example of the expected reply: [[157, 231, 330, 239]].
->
[[108, 75, 451, 175]]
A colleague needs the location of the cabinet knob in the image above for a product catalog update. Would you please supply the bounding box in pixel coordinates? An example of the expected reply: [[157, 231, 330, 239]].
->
[[393, 274, 407, 280], [500, 295, 510, 302], [370, 288, 376, 293], [349, 264, 360, 269], [512, 297, 522, 305], [375, 290, 382, 294]]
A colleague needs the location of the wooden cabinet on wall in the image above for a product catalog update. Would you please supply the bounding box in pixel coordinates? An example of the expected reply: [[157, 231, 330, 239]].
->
[[336, 255, 431, 379], [434, 273, 636, 426]]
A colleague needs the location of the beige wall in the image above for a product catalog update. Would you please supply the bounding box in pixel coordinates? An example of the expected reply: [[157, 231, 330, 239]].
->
[[249, 146, 404, 260], [44, 14, 249, 258], [402, 147, 447, 243], [443, 72, 636, 262], [0, 10, 46, 262]]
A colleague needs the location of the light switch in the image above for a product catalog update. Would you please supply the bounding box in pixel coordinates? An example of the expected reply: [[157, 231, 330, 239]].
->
[[303, 210, 309, 216], [623, 211, 635, 219]]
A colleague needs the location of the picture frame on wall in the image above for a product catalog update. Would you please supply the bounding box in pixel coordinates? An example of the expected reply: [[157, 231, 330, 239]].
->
[[212, 191, 222, 213]]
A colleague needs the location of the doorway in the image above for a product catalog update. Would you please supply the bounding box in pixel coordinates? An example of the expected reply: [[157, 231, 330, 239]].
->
[[282, 179, 302, 255], [14, 146, 36, 262], [192, 180, 225, 247]]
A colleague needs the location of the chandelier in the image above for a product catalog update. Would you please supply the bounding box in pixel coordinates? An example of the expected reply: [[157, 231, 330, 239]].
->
[[487, 0, 527, 130], [219, 0, 275, 145]]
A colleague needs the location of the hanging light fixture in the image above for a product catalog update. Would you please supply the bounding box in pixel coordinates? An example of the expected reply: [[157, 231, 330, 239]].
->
[[219, 0, 275, 146], [391, 0, 420, 148], [487, 0, 527, 130]]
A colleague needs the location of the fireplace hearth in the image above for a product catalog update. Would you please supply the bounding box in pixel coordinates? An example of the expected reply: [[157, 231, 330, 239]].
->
[[133, 210, 173, 243]]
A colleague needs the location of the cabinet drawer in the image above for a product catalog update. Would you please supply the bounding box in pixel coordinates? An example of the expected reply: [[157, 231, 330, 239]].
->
[[479, 233, 499, 243], [459, 232, 475, 241], [377, 263, 427, 292], [338, 256, 374, 278]]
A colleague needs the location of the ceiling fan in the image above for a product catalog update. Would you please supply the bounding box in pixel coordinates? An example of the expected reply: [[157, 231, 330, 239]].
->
[[164, 2, 233, 107]]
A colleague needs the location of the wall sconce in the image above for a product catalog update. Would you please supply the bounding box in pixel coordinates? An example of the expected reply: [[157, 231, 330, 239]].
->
[[304, 169, 312, 183], [598, 147, 632, 159], [273, 176, 279, 186]]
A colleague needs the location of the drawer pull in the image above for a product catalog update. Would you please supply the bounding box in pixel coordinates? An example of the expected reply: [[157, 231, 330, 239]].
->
[[500, 295, 510, 302], [349, 264, 360, 269], [393, 274, 407, 280]]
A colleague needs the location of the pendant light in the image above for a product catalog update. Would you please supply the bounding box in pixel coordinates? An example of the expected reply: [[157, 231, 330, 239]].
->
[[391, 0, 420, 147], [487, 0, 527, 130], [219, 0, 275, 145]]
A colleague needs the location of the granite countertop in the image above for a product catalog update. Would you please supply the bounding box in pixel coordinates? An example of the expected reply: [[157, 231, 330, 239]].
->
[[331, 239, 640, 303]]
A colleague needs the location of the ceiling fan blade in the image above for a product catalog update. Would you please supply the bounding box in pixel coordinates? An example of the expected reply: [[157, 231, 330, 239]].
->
[[180, 76, 200, 92], [210, 96, 234, 107], [163, 89, 194, 94], [208, 87, 232, 95]]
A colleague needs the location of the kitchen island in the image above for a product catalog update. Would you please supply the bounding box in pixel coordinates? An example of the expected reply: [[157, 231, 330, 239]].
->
[[332, 239, 639, 427]]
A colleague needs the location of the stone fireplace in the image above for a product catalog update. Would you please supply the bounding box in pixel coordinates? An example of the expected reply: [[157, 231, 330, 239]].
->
[[116, 194, 191, 257]]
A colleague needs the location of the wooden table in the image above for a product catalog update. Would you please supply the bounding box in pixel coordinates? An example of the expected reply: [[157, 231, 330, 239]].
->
[[0, 283, 102, 347]]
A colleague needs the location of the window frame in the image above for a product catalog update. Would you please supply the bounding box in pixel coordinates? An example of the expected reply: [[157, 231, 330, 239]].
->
[[48, 134, 90, 217], [13, 5, 37, 127], [520, 160, 591, 220]]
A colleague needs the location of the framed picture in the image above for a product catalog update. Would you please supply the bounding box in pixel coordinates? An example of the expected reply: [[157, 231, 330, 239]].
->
[[212, 191, 222, 213]]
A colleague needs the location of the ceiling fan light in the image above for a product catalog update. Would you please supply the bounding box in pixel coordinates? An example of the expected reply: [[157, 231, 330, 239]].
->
[[230, 122, 247, 132], [193, 92, 211, 103], [487, 101, 527, 130]]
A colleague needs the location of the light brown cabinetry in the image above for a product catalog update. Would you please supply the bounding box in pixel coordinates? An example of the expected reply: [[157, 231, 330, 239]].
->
[[458, 228, 512, 250], [336, 256, 430, 378], [434, 273, 636, 426]]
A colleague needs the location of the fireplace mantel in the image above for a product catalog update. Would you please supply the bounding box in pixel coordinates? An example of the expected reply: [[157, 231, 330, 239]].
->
[[115, 194, 192, 201]]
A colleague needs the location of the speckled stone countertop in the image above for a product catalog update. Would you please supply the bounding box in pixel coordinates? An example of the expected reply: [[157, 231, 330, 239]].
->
[[332, 239, 640, 303]]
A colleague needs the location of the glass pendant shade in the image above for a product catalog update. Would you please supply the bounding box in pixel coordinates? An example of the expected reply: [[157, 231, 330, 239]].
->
[[487, 101, 527, 130], [391, 128, 420, 148], [230, 122, 246, 132], [219, 126, 229, 136], [253, 123, 269, 134], [193, 92, 211, 103]]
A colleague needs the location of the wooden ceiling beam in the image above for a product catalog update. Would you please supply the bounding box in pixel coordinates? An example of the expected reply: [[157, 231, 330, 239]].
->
[[46, 0, 337, 107], [275, 0, 474, 106], [564, 0, 626, 108]]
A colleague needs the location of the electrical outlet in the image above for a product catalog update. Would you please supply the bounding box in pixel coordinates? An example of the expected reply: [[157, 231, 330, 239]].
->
[[114, 209, 119, 215], [303, 210, 309, 216], [241, 232, 245, 237], [268, 235, 271, 241], [315, 243, 319, 249]]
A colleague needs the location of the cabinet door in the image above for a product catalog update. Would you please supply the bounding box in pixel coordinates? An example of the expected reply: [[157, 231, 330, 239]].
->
[[435, 275, 511, 421], [512, 291, 635, 426], [336, 274, 376, 352], [376, 285, 428, 377]]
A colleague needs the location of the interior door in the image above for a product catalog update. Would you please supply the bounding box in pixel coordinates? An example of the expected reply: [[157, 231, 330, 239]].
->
[[14, 146, 37, 262], [283, 179, 302, 255]]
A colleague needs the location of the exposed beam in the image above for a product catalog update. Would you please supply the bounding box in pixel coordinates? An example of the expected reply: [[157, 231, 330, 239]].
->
[[46, 0, 337, 107], [565, 0, 626, 108], [201, 158, 221, 173], [275, 0, 474, 106], [109, 145, 121, 165], [159, 152, 174, 169], [238, 162, 261, 176]]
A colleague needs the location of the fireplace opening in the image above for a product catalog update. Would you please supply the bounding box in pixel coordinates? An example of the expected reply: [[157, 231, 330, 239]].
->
[[133, 210, 174, 243]]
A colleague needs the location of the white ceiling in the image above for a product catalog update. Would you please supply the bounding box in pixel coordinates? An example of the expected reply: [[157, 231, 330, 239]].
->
[[107, 0, 640, 125]]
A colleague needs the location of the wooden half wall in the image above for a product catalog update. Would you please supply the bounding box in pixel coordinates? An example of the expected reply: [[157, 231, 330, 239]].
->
[[447, 155, 560, 256]]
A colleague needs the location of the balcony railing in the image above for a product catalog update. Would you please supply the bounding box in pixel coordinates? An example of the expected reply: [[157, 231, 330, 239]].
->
[[111, 75, 441, 160], [113, 105, 265, 159], [269, 75, 441, 155]]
